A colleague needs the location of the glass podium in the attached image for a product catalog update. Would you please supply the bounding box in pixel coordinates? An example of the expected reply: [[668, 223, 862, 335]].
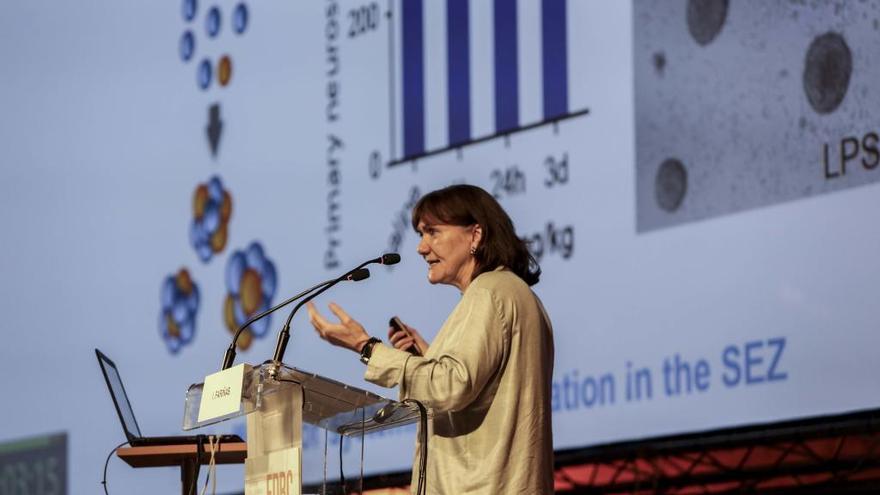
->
[[182, 361, 423, 494]]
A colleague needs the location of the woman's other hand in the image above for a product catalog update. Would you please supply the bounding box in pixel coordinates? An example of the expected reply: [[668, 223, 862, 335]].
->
[[307, 302, 371, 353], [387, 319, 429, 356]]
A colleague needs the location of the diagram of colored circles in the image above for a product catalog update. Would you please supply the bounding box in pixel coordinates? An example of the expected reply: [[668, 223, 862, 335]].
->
[[190, 176, 232, 262], [223, 242, 278, 350], [160, 173, 280, 355], [160, 3, 273, 355], [159, 268, 200, 354], [179, 1, 247, 90]]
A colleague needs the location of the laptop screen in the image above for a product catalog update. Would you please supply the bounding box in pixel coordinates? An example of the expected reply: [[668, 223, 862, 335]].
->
[[96, 349, 142, 440]]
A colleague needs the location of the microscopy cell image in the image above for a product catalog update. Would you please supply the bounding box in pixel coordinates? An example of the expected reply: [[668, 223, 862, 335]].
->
[[686, 0, 729, 46], [223, 242, 278, 350], [190, 175, 232, 262], [655, 158, 688, 213], [634, 0, 880, 232], [803, 32, 852, 115], [159, 268, 200, 354]]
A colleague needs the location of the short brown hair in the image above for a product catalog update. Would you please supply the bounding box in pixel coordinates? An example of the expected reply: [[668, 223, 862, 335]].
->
[[412, 184, 541, 286]]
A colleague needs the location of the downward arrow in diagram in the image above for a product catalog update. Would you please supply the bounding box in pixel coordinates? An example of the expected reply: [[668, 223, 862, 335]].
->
[[206, 103, 223, 158]]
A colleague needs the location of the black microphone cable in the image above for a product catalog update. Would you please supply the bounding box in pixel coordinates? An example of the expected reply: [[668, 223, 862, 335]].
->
[[339, 433, 347, 495], [188, 434, 206, 495], [101, 440, 129, 495], [402, 399, 428, 495]]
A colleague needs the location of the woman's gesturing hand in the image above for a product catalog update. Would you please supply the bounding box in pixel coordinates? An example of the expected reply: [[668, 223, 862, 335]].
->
[[307, 302, 371, 353], [387, 319, 429, 356]]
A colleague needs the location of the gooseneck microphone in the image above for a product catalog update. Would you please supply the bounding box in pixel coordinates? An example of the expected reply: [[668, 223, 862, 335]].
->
[[270, 253, 401, 365], [220, 265, 377, 370], [376, 253, 401, 265], [222, 277, 334, 370]]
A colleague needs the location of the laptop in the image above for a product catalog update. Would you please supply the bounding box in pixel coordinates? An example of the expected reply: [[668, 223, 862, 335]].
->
[[95, 348, 243, 447]]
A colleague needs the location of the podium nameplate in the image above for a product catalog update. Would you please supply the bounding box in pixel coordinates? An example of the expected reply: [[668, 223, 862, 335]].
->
[[198, 363, 248, 423]]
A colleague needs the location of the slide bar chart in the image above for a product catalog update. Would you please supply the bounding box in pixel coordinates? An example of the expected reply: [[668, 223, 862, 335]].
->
[[392, 0, 587, 166]]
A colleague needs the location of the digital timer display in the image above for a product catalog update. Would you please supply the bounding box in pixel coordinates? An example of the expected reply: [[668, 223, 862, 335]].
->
[[0, 433, 66, 495]]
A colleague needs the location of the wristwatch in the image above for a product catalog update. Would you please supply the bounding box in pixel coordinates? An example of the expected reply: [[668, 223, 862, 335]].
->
[[359, 337, 382, 364]]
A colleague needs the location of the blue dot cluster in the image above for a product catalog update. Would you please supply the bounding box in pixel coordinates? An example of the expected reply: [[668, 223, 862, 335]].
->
[[226, 242, 277, 338], [159, 271, 200, 354], [190, 175, 230, 263], [179, 0, 249, 91]]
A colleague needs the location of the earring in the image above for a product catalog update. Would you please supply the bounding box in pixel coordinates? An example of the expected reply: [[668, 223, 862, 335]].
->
[[469, 247, 476, 256]]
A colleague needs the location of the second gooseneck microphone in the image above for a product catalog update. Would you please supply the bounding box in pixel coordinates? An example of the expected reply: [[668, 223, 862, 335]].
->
[[270, 253, 401, 364], [220, 253, 399, 370], [222, 276, 337, 370]]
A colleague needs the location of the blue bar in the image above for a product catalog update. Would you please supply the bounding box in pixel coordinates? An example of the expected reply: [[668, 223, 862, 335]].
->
[[542, 0, 568, 119], [493, 0, 519, 133], [402, 0, 425, 158], [447, 0, 470, 146]]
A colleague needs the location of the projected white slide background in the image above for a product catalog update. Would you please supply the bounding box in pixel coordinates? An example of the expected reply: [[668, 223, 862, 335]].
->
[[1, 1, 879, 493]]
